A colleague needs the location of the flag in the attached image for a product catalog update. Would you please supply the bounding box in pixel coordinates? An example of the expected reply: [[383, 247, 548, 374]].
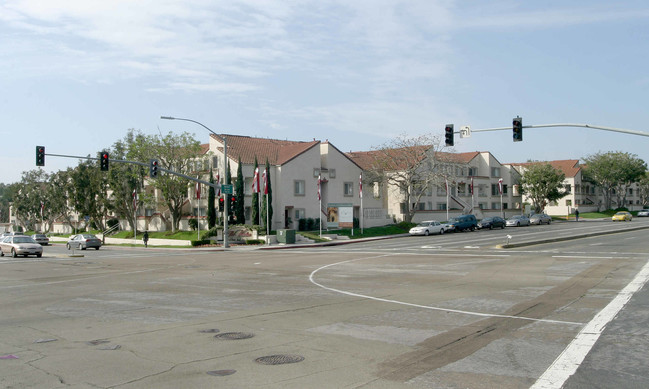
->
[[215, 173, 221, 196], [470, 177, 474, 195], [498, 178, 503, 195], [195, 181, 201, 200], [445, 178, 448, 193], [252, 167, 260, 193], [359, 173, 363, 198], [317, 174, 321, 201], [262, 169, 268, 195], [132, 189, 138, 209], [40, 201, 44, 218]]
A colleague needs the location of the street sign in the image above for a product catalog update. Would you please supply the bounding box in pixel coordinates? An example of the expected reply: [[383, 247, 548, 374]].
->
[[460, 126, 472, 138], [221, 184, 233, 194]]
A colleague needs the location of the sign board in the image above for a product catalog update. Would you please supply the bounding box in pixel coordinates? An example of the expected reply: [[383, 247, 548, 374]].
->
[[327, 203, 354, 228], [460, 125, 472, 138], [221, 184, 233, 194]]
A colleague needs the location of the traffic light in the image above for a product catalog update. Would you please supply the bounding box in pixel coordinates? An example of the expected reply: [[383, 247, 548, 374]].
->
[[219, 197, 224, 212], [149, 159, 159, 178], [444, 124, 454, 146], [36, 146, 45, 166], [100, 151, 110, 171], [230, 196, 236, 209], [513, 116, 523, 142]]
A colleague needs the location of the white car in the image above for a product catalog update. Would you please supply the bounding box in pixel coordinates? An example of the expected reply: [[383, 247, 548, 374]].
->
[[637, 209, 649, 217], [409, 220, 446, 236]]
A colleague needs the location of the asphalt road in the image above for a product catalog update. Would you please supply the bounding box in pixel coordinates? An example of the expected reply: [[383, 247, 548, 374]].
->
[[1, 219, 648, 388]]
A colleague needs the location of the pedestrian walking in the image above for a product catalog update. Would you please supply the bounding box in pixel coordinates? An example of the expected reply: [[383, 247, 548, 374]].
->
[[575, 209, 579, 222], [143, 231, 149, 248]]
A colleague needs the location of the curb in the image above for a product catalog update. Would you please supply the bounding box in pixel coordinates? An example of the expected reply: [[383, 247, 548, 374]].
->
[[495, 224, 649, 249]]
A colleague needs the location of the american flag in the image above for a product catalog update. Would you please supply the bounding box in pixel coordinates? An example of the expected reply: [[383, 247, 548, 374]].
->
[[262, 169, 268, 195], [498, 178, 503, 195], [252, 168, 260, 193], [359, 173, 363, 198]]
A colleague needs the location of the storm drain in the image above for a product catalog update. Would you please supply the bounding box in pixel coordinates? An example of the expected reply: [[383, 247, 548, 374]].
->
[[255, 355, 305, 365], [199, 329, 220, 334], [214, 332, 255, 340], [207, 369, 236, 377]]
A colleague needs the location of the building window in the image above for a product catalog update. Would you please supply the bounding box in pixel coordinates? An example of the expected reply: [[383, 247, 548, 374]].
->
[[437, 203, 447, 211], [416, 202, 426, 211], [400, 203, 407, 213], [468, 167, 477, 176], [491, 167, 500, 177], [565, 184, 572, 193], [491, 202, 501, 210], [294, 180, 305, 196], [344, 182, 353, 196], [295, 208, 306, 220], [193, 207, 205, 216], [313, 168, 320, 177], [373, 182, 381, 198], [566, 199, 572, 206], [329, 169, 336, 179], [211, 156, 219, 169], [145, 208, 155, 217]]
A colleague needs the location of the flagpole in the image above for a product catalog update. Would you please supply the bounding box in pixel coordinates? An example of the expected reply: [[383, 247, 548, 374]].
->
[[133, 189, 137, 243], [445, 177, 449, 221], [359, 173, 364, 235], [197, 179, 200, 241], [318, 175, 322, 237]]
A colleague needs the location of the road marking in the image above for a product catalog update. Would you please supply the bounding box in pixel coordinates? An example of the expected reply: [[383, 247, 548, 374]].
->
[[309, 256, 582, 326], [531, 258, 649, 389]]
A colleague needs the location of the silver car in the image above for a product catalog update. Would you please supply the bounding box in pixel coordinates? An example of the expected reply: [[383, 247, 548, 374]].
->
[[506, 215, 531, 227], [529, 213, 552, 225], [67, 234, 102, 250], [0, 235, 43, 258], [409, 220, 446, 236]]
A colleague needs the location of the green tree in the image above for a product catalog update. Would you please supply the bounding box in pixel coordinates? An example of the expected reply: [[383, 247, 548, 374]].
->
[[234, 157, 245, 224], [107, 130, 150, 233], [637, 172, 649, 208], [260, 159, 273, 232], [583, 151, 647, 210], [518, 163, 567, 213], [207, 170, 216, 228], [146, 131, 203, 232], [251, 157, 260, 225], [68, 158, 110, 231], [11, 169, 49, 231]]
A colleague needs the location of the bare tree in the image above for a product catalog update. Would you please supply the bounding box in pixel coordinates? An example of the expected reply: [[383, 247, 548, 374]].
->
[[364, 133, 456, 223]]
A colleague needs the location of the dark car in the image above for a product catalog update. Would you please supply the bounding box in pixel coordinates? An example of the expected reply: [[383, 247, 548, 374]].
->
[[477, 216, 506, 230], [446, 214, 478, 232], [67, 234, 102, 250]]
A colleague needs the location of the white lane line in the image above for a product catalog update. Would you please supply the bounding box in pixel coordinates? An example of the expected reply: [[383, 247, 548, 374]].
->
[[531, 259, 649, 389], [309, 256, 582, 326]]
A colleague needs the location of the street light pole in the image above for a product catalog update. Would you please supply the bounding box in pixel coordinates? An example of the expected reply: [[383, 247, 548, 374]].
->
[[161, 116, 229, 248]]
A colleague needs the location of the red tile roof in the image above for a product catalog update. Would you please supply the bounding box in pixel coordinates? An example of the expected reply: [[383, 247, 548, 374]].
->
[[210, 134, 320, 165], [510, 159, 581, 178]]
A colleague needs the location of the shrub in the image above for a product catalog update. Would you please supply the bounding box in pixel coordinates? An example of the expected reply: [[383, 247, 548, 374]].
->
[[190, 239, 211, 247], [188, 219, 198, 231], [298, 218, 306, 231], [245, 239, 264, 245], [306, 218, 316, 231]]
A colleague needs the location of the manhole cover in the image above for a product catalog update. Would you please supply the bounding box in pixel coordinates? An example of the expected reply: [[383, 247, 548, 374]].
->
[[199, 329, 220, 333], [255, 355, 305, 365], [214, 332, 255, 340], [207, 369, 236, 376]]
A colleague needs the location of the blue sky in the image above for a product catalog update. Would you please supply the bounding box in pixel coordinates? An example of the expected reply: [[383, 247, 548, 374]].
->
[[2, 0, 649, 184]]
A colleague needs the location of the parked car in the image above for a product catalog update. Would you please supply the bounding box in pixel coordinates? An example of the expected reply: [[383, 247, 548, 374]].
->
[[409, 220, 446, 236], [637, 209, 649, 217], [0, 235, 43, 258], [612, 211, 632, 222], [529, 213, 552, 225], [506, 215, 531, 227], [32, 234, 50, 245], [446, 214, 478, 232], [67, 234, 102, 250], [477, 216, 506, 230]]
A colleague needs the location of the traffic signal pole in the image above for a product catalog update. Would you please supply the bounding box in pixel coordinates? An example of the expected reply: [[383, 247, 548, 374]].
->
[[458, 123, 649, 137]]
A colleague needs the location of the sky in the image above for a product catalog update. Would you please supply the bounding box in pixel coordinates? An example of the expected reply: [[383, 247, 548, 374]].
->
[[2, 0, 649, 184]]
